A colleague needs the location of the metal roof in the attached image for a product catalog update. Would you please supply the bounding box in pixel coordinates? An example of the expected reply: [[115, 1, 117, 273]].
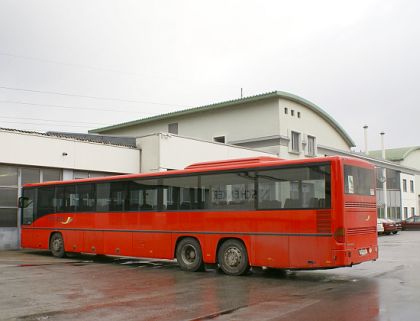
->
[[89, 91, 355, 147], [369, 146, 420, 161], [0, 127, 137, 148]]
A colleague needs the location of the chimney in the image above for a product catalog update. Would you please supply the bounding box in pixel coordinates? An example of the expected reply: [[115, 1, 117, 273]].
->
[[380, 132, 386, 160], [363, 125, 368, 154]]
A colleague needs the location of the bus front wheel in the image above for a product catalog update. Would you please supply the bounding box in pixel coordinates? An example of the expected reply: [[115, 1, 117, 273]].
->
[[176, 237, 204, 272], [50, 233, 66, 258], [218, 239, 249, 276]]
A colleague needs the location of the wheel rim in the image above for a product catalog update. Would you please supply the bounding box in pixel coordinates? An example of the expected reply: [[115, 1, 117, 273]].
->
[[52, 237, 62, 252], [181, 244, 197, 265], [224, 247, 242, 268]]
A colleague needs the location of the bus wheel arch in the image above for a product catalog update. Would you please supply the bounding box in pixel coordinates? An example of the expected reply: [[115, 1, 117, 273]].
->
[[49, 232, 66, 258], [175, 236, 205, 272], [217, 238, 250, 276]]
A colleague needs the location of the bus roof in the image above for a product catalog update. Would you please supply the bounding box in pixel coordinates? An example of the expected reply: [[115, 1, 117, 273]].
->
[[23, 155, 373, 188]]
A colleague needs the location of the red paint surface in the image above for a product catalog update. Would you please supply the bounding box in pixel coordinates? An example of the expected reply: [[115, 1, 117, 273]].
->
[[21, 156, 378, 269]]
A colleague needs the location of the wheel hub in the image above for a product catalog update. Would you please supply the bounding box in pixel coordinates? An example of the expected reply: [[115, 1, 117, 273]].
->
[[183, 245, 197, 264], [52, 239, 61, 251], [225, 247, 242, 267]]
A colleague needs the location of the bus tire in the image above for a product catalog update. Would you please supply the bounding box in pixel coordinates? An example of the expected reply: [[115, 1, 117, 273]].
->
[[217, 239, 249, 276], [176, 237, 204, 272], [50, 233, 66, 258]]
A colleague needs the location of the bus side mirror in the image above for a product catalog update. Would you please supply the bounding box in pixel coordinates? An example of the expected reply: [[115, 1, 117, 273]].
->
[[18, 197, 32, 208]]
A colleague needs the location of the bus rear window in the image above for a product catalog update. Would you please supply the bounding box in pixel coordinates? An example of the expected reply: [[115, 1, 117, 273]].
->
[[344, 165, 375, 195]]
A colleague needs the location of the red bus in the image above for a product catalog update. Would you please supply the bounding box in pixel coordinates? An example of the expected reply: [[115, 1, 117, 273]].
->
[[19, 156, 378, 276]]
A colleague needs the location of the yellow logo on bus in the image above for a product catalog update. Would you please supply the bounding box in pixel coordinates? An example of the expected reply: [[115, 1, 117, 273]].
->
[[61, 217, 73, 225]]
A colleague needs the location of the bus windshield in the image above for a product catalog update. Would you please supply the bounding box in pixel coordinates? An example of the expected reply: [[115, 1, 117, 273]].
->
[[344, 165, 375, 196]]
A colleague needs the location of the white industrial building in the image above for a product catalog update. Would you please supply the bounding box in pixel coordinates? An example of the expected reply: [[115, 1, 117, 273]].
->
[[89, 91, 356, 158], [1, 91, 419, 249], [90, 91, 420, 221], [0, 128, 272, 249], [369, 147, 420, 219]]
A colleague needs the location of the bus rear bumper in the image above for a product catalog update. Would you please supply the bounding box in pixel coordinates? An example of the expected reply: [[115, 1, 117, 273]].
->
[[333, 245, 378, 266]]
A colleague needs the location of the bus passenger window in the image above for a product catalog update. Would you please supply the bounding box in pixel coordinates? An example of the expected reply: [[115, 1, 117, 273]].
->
[[76, 184, 95, 212], [55, 185, 76, 213], [128, 179, 159, 211], [37, 187, 55, 217], [200, 172, 256, 210], [110, 182, 128, 211], [257, 165, 331, 209], [162, 176, 199, 211], [96, 183, 110, 212]]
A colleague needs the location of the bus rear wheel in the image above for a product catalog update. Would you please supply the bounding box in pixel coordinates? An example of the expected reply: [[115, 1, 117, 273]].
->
[[218, 239, 249, 276], [50, 233, 65, 258], [176, 237, 204, 272]]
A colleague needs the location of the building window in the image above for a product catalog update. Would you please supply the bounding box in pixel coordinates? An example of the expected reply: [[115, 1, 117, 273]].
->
[[403, 179, 407, 192], [404, 207, 408, 218], [284, 107, 288, 114], [21, 168, 40, 185], [168, 123, 178, 134], [0, 165, 18, 186], [42, 168, 61, 182], [410, 180, 414, 193], [291, 110, 295, 116], [297, 112, 301, 118], [74, 171, 89, 180], [213, 136, 225, 144], [0, 165, 18, 228], [307, 135, 316, 156], [291, 131, 300, 153], [412, 207, 415, 216]]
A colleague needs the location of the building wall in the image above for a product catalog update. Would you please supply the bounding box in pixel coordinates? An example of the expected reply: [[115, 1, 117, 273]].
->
[[0, 130, 141, 250], [0, 130, 140, 173], [396, 151, 420, 216], [400, 173, 417, 218], [103, 97, 351, 162], [278, 99, 350, 158], [136, 133, 275, 173], [0, 165, 62, 250], [100, 98, 281, 144]]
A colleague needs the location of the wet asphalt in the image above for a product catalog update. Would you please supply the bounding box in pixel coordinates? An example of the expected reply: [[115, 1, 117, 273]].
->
[[1, 232, 419, 321]]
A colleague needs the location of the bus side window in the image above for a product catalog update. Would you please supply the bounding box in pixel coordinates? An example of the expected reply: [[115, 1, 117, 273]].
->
[[128, 179, 159, 211], [76, 184, 95, 212], [55, 185, 76, 213], [110, 181, 128, 211], [257, 165, 331, 210], [96, 183, 110, 212], [200, 172, 255, 210], [37, 186, 55, 218], [162, 176, 199, 211]]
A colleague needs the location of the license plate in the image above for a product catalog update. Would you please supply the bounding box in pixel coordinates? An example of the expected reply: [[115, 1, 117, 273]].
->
[[358, 249, 368, 256]]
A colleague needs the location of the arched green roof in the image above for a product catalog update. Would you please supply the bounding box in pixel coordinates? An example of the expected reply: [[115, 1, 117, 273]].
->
[[89, 91, 355, 147], [369, 146, 420, 161]]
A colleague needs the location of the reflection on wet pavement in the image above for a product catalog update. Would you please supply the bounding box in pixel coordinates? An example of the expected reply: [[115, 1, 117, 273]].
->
[[1, 232, 420, 320]]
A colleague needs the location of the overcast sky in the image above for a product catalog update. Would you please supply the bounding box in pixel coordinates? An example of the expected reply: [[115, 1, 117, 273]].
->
[[0, 0, 419, 151]]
